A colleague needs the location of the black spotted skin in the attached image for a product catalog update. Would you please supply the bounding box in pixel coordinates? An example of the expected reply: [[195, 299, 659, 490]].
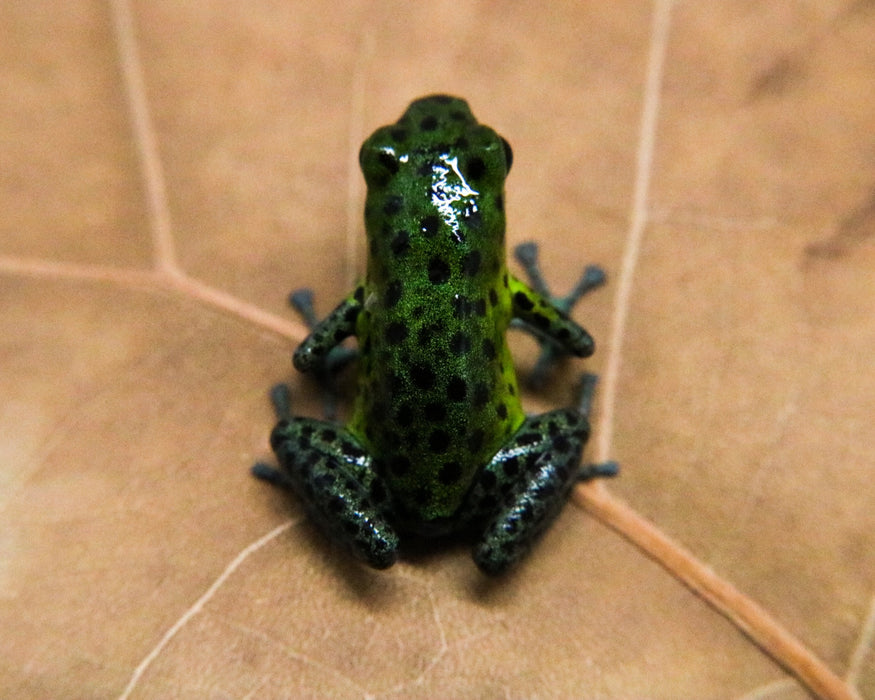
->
[[352, 95, 522, 527], [266, 95, 603, 574]]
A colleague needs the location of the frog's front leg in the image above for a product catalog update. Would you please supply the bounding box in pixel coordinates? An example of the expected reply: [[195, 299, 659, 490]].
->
[[283, 287, 364, 420], [287, 289, 359, 418], [292, 286, 363, 373], [253, 387, 399, 569], [512, 242, 607, 388], [508, 274, 596, 360]]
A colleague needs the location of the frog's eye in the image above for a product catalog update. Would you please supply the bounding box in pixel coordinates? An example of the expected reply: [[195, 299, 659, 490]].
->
[[500, 137, 513, 173], [360, 144, 401, 186], [377, 149, 400, 175]]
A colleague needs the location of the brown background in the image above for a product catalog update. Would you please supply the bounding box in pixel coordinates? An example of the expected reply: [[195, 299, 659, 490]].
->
[[2, 1, 874, 698]]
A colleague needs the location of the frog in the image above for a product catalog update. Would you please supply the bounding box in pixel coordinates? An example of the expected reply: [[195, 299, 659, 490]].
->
[[253, 94, 616, 575]]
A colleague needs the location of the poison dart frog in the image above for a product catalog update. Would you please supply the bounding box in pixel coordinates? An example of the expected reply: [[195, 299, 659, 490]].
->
[[253, 95, 616, 575]]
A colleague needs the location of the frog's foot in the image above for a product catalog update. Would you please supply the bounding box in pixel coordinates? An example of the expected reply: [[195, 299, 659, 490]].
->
[[288, 289, 357, 419], [514, 242, 607, 314], [250, 384, 295, 485], [574, 373, 619, 481], [513, 242, 607, 389]]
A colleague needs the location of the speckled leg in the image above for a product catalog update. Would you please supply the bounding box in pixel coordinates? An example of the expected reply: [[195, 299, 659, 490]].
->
[[513, 242, 607, 389], [465, 373, 616, 576], [465, 408, 589, 575], [252, 385, 398, 569]]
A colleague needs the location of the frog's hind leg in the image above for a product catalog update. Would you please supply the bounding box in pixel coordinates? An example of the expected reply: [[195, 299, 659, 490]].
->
[[466, 408, 589, 575], [466, 373, 616, 576], [513, 242, 607, 389], [252, 386, 398, 570], [472, 437, 617, 577]]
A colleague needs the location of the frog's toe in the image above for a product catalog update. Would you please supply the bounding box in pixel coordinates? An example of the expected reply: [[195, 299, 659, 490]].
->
[[580, 264, 606, 291], [513, 241, 539, 270], [561, 264, 607, 314], [513, 242, 607, 313], [288, 288, 318, 328], [578, 460, 619, 481], [251, 462, 294, 488], [269, 383, 293, 420]]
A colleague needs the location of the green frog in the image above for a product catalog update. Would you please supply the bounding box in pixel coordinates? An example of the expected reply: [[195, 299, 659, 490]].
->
[[254, 95, 615, 575]]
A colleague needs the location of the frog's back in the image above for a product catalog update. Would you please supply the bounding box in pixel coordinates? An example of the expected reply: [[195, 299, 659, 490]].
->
[[351, 95, 523, 529]]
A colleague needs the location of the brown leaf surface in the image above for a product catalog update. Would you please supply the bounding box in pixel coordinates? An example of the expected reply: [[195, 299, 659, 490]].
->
[[2, 2, 873, 698]]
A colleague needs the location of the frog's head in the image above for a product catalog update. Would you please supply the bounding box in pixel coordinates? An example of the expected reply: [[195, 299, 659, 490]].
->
[[358, 94, 513, 191]]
